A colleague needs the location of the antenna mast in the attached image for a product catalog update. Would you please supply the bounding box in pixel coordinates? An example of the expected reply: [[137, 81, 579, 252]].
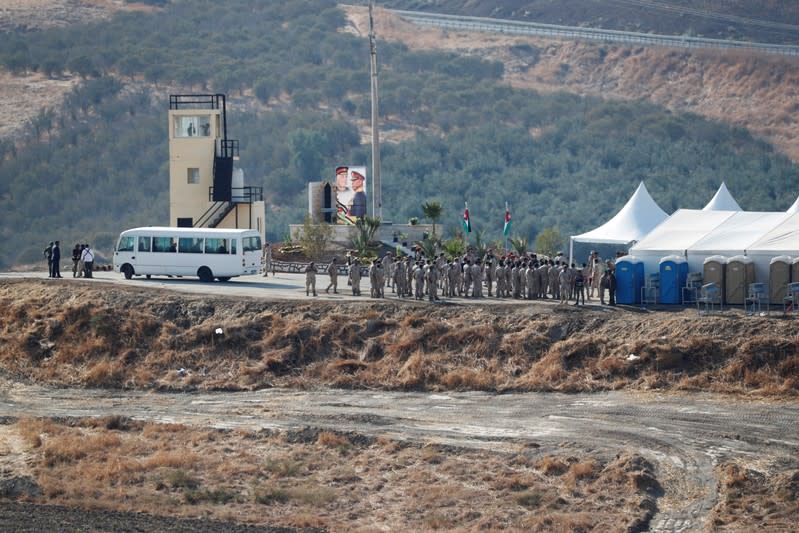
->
[[369, 0, 382, 219]]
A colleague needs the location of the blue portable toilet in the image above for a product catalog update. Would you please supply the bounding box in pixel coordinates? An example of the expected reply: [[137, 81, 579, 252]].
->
[[615, 256, 644, 304], [659, 255, 688, 304]]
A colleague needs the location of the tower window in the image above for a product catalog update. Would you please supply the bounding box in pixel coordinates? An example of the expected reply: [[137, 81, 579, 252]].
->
[[187, 168, 200, 184], [174, 115, 212, 138]]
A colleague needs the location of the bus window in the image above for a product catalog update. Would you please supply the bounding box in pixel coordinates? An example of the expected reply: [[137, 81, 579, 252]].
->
[[231, 239, 237, 254], [117, 236, 134, 252], [179, 237, 204, 253], [138, 236, 151, 252], [242, 236, 261, 252], [153, 237, 176, 253], [205, 238, 228, 254]]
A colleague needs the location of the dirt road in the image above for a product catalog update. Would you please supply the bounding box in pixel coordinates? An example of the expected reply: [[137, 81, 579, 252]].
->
[[3, 380, 798, 532]]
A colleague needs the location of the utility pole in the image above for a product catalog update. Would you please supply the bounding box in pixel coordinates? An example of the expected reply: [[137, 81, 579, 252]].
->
[[369, 0, 382, 220]]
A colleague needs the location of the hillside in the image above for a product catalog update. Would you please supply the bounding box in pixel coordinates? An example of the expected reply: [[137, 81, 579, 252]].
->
[[349, 6, 799, 161], [5, 2, 798, 157], [383, 0, 799, 44], [0, 0, 798, 269]]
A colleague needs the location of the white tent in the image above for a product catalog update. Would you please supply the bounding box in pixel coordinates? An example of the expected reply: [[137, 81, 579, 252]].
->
[[702, 182, 742, 211], [686, 211, 787, 274], [630, 209, 799, 284], [746, 212, 799, 282], [569, 181, 669, 262], [786, 196, 799, 215], [629, 209, 737, 274]]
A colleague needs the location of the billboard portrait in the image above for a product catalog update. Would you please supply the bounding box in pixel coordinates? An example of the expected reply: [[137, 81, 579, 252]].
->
[[334, 165, 367, 224]]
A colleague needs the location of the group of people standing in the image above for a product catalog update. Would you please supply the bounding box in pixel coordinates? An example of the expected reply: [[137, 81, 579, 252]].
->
[[303, 248, 618, 305], [43, 242, 94, 278]]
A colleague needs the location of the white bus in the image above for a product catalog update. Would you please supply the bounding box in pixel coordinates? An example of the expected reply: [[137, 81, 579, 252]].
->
[[113, 226, 262, 282]]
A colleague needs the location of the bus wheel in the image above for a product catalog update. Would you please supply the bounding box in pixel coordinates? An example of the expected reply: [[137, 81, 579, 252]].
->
[[217, 277, 231, 282], [121, 264, 134, 280], [198, 267, 214, 282]]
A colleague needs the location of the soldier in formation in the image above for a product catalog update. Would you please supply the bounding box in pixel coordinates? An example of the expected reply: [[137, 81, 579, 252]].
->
[[413, 261, 425, 300], [304, 262, 318, 296], [349, 258, 362, 296], [325, 258, 338, 294]]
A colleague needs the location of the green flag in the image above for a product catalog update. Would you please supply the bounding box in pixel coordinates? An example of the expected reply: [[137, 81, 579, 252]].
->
[[462, 204, 472, 233]]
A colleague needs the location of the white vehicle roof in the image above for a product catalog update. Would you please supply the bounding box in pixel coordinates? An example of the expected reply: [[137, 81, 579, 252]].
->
[[120, 227, 258, 236]]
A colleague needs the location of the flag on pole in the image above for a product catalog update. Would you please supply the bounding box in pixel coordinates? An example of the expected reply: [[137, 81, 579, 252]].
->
[[462, 202, 472, 233], [503, 203, 512, 237]]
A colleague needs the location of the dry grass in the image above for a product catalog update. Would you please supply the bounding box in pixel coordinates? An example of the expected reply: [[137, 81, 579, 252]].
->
[[2, 280, 799, 397], [3, 418, 669, 531], [709, 460, 799, 530]]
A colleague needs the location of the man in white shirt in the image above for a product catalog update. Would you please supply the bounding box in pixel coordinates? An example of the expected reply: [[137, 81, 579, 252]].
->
[[80, 244, 94, 278]]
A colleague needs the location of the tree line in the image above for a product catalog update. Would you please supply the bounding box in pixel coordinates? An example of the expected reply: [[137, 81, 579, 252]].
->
[[0, 0, 797, 268]]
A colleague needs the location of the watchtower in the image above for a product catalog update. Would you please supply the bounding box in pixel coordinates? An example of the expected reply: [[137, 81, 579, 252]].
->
[[168, 94, 265, 237]]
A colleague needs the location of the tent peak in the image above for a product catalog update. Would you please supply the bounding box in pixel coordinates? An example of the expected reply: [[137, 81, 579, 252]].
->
[[703, 182, 741, 211], [571, 181, 669, 246]]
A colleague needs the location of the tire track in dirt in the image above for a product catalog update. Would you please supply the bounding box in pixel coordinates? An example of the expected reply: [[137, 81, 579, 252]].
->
[[2, 381, 799, 531]]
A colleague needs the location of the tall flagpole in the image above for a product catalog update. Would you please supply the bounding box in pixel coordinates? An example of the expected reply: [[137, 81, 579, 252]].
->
[[369, 1, 382, 220]]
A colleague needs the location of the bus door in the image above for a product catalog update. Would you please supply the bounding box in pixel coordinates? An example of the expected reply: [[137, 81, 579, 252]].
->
[[241, 235, 262, 274]]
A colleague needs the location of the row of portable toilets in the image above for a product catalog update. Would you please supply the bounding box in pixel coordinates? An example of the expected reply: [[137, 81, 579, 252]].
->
[[615, 255, 799, 306]]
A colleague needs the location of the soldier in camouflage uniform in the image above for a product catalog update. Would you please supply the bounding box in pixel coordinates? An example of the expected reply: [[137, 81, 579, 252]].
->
[[471, 259, 482, 298], [549, 260, 561, 301], [381, 253, 394, 292], [349, 258, 362, 296], [426, 261, 439, 302], [526, 261, 538, 300], [414, 262, 425, 300], [495, 260, 506, 298], [394, 258, 406, 297], [558, 264, 571, 304], [484, 260, 494, 297]]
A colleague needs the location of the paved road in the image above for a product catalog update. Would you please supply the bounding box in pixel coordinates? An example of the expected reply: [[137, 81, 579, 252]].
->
[[392, 9, 799, 56], [0, 270, 596, 308], [3, 380, 799, 532]]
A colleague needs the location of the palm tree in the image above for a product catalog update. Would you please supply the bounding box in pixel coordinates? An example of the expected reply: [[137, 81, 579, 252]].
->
[[442, 235, 467, 259], [509, 236, 529, 256], [350, 216, 382, 257], [535, 227, 564, 258], [421, 200, 443, 237], [472, 229, 488, 260], [415, 237, 437, 260]]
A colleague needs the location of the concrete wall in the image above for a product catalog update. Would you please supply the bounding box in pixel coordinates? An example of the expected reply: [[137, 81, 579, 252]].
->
[[288, 223, 434, 249]]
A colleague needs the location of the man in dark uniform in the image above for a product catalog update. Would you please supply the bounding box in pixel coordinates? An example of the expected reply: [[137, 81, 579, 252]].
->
[[51, 241, 62, 278], [71, 244, 81, 277], [607, 268, 617, 306]]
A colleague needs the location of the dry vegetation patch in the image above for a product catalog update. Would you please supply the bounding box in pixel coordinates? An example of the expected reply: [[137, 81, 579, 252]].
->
[[0, 416, 661, 531], [709, 460, 799, 531], [1, 280, 798, 397]]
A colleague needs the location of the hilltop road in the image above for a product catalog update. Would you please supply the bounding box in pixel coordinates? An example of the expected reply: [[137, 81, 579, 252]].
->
[[392, 9, 799, 56]]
